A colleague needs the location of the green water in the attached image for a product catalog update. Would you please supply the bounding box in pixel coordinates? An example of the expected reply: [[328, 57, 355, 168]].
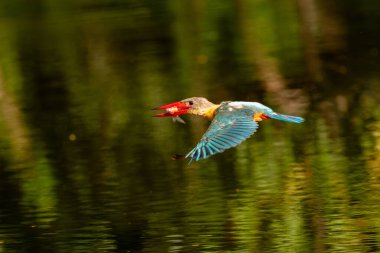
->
[[0, 0, 379, 252]]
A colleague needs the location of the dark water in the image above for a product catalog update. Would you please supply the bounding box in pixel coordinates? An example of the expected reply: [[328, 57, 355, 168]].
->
[[0, 0, 379, 252]]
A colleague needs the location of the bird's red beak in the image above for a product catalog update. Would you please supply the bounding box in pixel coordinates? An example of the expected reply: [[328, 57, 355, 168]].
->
[[152, 101, 190, 117]]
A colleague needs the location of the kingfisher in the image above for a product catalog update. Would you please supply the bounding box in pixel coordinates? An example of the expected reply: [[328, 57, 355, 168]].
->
[[153, 97, 304, 162]]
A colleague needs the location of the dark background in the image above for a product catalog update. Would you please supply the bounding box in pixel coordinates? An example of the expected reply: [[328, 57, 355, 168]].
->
[[0, 0, 379, 252]]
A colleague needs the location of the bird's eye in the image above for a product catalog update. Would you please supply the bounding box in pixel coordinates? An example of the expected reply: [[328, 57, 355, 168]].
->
[[188, 101, 194, 105]]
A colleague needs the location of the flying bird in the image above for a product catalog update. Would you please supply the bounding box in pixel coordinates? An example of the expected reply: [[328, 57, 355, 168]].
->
[[153, 97, 304, 162]]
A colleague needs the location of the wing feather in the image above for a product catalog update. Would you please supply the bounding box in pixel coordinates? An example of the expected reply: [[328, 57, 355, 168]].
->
[[186, 108, 259, 162]]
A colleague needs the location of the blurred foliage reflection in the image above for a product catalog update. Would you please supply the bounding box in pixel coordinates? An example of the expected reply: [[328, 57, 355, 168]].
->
[[0, 0, 379, 252]]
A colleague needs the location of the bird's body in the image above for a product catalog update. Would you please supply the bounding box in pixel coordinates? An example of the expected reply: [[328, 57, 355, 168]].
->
[[153, 97, 304, 162]]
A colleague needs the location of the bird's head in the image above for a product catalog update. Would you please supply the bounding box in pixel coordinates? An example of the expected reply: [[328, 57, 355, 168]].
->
[[153, 97, 216, 117]]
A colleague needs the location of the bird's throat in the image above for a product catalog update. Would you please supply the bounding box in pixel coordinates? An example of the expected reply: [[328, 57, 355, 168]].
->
[[191, 105, 220, 120]]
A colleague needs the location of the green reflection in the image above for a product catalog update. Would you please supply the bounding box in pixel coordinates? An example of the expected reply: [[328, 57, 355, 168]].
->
[[0, 0, 379, 252]]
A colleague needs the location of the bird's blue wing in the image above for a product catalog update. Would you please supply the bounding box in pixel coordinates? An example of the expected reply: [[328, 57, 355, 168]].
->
[[185, 110, 259, 162]]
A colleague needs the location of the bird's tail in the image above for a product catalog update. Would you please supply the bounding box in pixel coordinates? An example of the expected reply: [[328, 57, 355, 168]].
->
[[268, 113, 304, 123]]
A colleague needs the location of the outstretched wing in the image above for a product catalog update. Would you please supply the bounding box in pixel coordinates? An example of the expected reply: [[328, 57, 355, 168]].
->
[[185, 109, 259, 162]]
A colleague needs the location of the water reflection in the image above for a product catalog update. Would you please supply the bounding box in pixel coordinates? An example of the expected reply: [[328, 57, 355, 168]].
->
[[0, 0, 379, 252]]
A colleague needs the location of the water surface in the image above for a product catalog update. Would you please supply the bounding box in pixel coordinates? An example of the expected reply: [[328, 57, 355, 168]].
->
[[0, 0, 379, 252]]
